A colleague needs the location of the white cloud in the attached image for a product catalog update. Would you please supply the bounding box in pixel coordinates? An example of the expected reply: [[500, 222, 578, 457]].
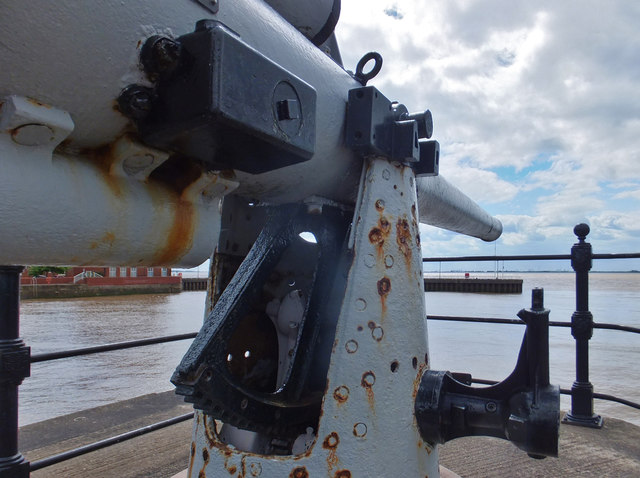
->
[[336, 1, 640, 259]]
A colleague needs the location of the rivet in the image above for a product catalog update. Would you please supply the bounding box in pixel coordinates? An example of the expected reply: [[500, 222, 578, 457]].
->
[[334, 386, 350, 402], [384, 255, 394, 268], [382, 169, 391, 180], [353, 422, 368, 437], [371, 326, 384, 342], [122, 153, 155, 176], [250, 462, 262, 476], [323, 432, 340, 449], [355, 298, 367, 311], [11, 124, 54, 146], [364, 253, 375, 268], [361, 371, 375, 387], [345, 340, 358, 354]]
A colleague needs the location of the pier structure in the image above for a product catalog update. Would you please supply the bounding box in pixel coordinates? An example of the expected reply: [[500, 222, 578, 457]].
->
[[424, 277, 522, 293]]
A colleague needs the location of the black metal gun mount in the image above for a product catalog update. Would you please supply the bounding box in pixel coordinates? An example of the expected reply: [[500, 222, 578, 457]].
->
[[415, 288, 560, 458]]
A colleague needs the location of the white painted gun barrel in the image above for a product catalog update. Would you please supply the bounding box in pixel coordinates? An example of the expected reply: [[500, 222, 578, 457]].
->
[[417, 176, 503, 242], [0, 0, 360, 267]]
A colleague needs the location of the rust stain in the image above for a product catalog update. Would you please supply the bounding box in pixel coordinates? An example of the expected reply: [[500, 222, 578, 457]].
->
[[333, 385, 350, 404], [335, 471, 352, 478], [188, 442, 196, 476], [153, 198, 196, 265], [377, 276, 391, 316], [377, 277, 391, 296], [323, 432, 340, 472], [368, 215, 391, 258], [102, 231, 115, 247], [26, 97, 52, 108], [412, 362, 427, 402], [228, 465, 237, 474], [289, 466, 309, 478], [199, 444, 210, 478], [323, 432, 340, 449], [83, 142, 124, 198], [203, 415, 217, 448], [396, 216, 413, 266], [368, 228, 384, 246], [361, 371, 376, 410]]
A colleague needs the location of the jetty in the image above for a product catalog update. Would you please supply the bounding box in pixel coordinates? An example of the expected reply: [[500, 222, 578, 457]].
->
[[20, 391, 640, 477], [424, 277, 523, 294]]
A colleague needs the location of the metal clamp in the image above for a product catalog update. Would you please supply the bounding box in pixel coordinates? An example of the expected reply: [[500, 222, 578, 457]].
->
[[415, 288, 560, 458]]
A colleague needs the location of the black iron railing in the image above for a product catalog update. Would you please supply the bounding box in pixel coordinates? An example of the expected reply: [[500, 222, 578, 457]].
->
[[0, 224, 639, 475]]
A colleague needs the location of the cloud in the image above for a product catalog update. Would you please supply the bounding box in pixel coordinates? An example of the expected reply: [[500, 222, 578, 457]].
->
[[336, 1, 640, 259]]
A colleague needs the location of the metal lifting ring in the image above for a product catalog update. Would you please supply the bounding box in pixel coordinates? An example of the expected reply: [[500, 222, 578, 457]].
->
[[355, 52, 383, 85]]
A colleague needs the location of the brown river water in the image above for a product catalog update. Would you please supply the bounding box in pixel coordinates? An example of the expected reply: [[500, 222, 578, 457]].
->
[[18, 272, 640, 427]]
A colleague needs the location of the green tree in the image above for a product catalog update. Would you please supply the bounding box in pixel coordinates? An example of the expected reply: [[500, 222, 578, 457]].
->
[[27, 266, 69, 276]]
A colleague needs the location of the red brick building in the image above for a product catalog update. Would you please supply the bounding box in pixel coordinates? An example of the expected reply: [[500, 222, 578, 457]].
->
[[21, 266, 180, 286]]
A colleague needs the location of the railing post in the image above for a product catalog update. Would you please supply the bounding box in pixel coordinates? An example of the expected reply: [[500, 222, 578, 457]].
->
[[0, 266, 31, 477], [563, 224, 603, 428]]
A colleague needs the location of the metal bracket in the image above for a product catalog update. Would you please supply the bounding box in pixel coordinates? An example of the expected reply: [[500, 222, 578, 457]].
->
[[345, 86, 439, 176], [415, 288, 560, 458], [122, 20, 316, 175], [0, 345, 30, 386], [172, 205, 350, 437]]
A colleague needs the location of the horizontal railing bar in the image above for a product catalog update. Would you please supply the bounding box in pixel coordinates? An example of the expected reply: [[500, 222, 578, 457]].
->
[[30, 332, 198, 363], [592, 392, 640, 410], [423, 254, 570, 262], [29, 412, 194, 471], [593, 253, 640, 260], [470, 380, 640, 410], [422, 252, 640, 262], [427, 315, 640, 334]]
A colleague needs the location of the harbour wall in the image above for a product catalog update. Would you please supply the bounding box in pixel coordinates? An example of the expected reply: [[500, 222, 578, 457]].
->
[[21, 282, 181, 299]]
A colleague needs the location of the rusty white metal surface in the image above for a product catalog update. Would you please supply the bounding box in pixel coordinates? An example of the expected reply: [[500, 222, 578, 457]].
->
[[0, 0, 362, 206], [417, 175, 503, 242], [189, 158, 439, 477], [0, 95, 237, 267]]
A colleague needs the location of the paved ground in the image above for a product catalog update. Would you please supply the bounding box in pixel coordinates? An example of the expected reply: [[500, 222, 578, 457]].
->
[[21, 391, 193, 478], [439, 414, 640, 477], [20, 392, 640, 477]]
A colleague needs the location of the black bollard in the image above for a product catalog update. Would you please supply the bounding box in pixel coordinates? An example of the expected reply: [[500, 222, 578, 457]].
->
[[0, 266, 30, 477], [562, 224, 603, 428]]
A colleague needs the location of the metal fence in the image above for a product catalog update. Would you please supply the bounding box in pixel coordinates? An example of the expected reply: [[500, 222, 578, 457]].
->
[[0, 223, 639, 475]]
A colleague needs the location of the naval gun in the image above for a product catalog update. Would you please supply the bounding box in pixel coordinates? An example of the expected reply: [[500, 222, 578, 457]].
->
[[0, 0, 558, 476]]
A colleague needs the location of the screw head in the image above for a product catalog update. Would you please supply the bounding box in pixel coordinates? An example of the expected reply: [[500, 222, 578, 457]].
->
[[117, 85, 155, 120], [140, 36, 182, 76]]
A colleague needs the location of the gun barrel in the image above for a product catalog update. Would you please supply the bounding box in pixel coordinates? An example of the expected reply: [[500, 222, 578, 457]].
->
[[417, 176, 503, 242]]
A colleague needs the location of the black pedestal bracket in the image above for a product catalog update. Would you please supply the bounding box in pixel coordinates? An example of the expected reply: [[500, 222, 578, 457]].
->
[[415, 288, 560, 458], [171, 205, 350, 437]]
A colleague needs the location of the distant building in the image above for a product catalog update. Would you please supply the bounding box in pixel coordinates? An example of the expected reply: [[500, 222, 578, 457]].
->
[[21, 266, 180, 287]]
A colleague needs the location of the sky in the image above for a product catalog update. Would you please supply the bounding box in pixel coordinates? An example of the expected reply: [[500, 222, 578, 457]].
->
[[335, 1, 640, 271]]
